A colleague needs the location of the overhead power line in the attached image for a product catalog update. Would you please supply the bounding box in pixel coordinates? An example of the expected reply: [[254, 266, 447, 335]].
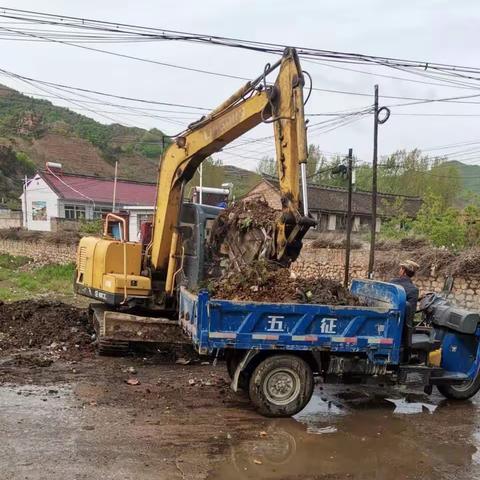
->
[[0, 23, 251, 82], [0, 67, 210, 110], [3, 6, 480, 83]]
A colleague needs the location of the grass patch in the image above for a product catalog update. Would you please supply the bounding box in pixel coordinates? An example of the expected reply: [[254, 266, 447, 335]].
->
[[0, 253, 32, 269], [0, 256, 75, 302], [14, 263, 75, 294]]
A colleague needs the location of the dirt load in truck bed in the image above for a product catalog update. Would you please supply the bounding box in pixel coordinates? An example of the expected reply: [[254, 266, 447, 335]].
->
[[208, 260, 363, 305]]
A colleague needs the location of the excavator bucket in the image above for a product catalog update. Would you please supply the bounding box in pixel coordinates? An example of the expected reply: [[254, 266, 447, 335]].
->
[[208, 197, 315, 270]]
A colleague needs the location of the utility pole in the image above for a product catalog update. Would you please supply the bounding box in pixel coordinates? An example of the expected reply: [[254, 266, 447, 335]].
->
[[112, 161, 118, 212], [23, 175, 28, 229], [368, 85, 390, 279], [344, 148, 353, 287], [368, 85, 379, 279]]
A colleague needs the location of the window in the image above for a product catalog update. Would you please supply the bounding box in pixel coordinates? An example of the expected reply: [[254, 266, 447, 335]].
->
[[93, 207, 111, 219], [327, 214, 337, 231], [64, 204, 86, 220], [337, 214, 347, 231]]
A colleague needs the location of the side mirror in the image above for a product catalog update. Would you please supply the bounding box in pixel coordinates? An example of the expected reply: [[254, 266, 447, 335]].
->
[[442, 276, 454, 295]]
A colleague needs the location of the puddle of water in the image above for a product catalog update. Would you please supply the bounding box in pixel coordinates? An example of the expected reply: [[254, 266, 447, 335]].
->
[[306, 425, 338, 435], [385, 397, 438, 414], [209, 385, 480, 480]]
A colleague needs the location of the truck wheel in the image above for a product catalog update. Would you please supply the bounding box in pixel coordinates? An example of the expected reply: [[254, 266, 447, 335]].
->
[[249, 355, 314, 417], [437, 372, 480, 400]]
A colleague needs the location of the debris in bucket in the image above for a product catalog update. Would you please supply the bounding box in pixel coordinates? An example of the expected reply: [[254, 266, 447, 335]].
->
[[208, 198, 279, 269], [209, 198, 278, 253]]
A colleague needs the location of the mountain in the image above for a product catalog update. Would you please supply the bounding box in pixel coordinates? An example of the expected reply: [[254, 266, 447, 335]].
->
[[0, 85, 261, 207], [223, 164, 261, 197], [444, 160, 480, 198], [0, 84, 165, 206]]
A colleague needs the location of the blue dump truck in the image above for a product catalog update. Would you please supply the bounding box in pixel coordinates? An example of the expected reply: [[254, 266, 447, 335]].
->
[[179, 279, 480, 417]]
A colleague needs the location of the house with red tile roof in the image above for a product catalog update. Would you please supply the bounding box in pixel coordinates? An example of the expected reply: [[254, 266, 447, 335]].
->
[[20, 166, 157, 232]]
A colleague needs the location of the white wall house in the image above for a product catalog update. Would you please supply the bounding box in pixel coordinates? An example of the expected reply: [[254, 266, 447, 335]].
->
[[21, 174, 59, 232], [20, 168, 157, 233]]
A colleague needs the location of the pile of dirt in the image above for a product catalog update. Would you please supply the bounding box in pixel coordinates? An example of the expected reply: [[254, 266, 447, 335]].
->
[[448, 249, 480, 276], [398, 237, 430, 250], [0, 300, 93, 359], [375, 237, 429, 252], [209, 260, 363, 305]]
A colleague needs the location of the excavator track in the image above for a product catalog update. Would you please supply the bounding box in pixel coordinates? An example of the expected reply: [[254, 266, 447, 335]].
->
[[97, 338, 130, 356]]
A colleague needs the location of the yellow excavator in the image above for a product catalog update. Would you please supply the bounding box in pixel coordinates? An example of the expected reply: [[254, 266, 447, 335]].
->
[[74, 48, 315, 353]]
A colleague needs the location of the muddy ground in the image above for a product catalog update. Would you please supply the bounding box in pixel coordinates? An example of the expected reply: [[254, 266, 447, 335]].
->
[[2, 351, 480, 480], [1, 302, 480, 479]]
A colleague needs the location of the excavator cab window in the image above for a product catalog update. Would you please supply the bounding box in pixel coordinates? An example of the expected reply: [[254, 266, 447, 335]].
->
[[177, 203, 223, 289]]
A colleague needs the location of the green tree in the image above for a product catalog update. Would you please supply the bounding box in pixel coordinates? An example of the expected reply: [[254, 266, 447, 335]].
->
[[379, 198, 414, 239], [413, 194, 465, 249], [427, 161, 461, 209], [256, 144, 326, 180], [463, 204, 480, 247], [306, 144, 325, 177], [256, 155, 277, 177], [354, 149, 461, 209]]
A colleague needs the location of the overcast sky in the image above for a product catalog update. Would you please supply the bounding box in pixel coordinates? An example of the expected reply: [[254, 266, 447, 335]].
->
[[1, 0, 480, 173]]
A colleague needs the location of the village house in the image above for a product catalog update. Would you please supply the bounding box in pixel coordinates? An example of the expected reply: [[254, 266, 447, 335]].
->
[[20, 166, 157, 238], [20, 165, 229, 240], [244, 177, 422, 233]]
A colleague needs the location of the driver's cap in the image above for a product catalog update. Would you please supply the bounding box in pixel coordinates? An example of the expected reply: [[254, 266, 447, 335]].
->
[[400, 260, 420, 273]]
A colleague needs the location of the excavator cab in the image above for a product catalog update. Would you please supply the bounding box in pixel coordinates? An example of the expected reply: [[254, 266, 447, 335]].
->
[[177, 202, 223, 291]]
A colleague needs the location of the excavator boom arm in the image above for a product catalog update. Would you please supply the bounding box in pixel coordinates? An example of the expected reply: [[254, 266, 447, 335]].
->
[[149, 48, 312, 296]]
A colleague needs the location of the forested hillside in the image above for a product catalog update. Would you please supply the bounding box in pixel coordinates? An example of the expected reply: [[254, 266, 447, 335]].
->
[[0, 84, 166, 206], [0, 85, 262, 207]]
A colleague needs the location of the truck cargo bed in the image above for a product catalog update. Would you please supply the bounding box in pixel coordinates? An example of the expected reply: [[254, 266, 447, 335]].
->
[[179, 279, 407, 366]]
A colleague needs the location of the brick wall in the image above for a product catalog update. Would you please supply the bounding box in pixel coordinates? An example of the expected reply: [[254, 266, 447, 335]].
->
[[0, 218, 22, 229], [245, 182, 282, 209], [50, 217, 82, 232], [0, 211, 22, 230]]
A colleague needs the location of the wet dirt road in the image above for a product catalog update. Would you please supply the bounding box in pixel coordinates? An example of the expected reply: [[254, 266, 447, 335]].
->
[[1, 356, 480, 480]]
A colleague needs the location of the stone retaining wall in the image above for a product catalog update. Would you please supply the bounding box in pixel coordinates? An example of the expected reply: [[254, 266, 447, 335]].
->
[[0, 238, 479, 310], [0, 239, 76, 264], [293, 246, 480, 310]]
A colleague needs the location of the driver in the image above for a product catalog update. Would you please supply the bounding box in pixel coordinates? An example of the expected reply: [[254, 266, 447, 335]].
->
[[390, 260, 420, 354], [390, 260, 420, 311]]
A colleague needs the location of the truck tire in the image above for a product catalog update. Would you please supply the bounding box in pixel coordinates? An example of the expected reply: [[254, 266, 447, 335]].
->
[[437, 372, 480, 400], [249, 355, 314, 417]]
